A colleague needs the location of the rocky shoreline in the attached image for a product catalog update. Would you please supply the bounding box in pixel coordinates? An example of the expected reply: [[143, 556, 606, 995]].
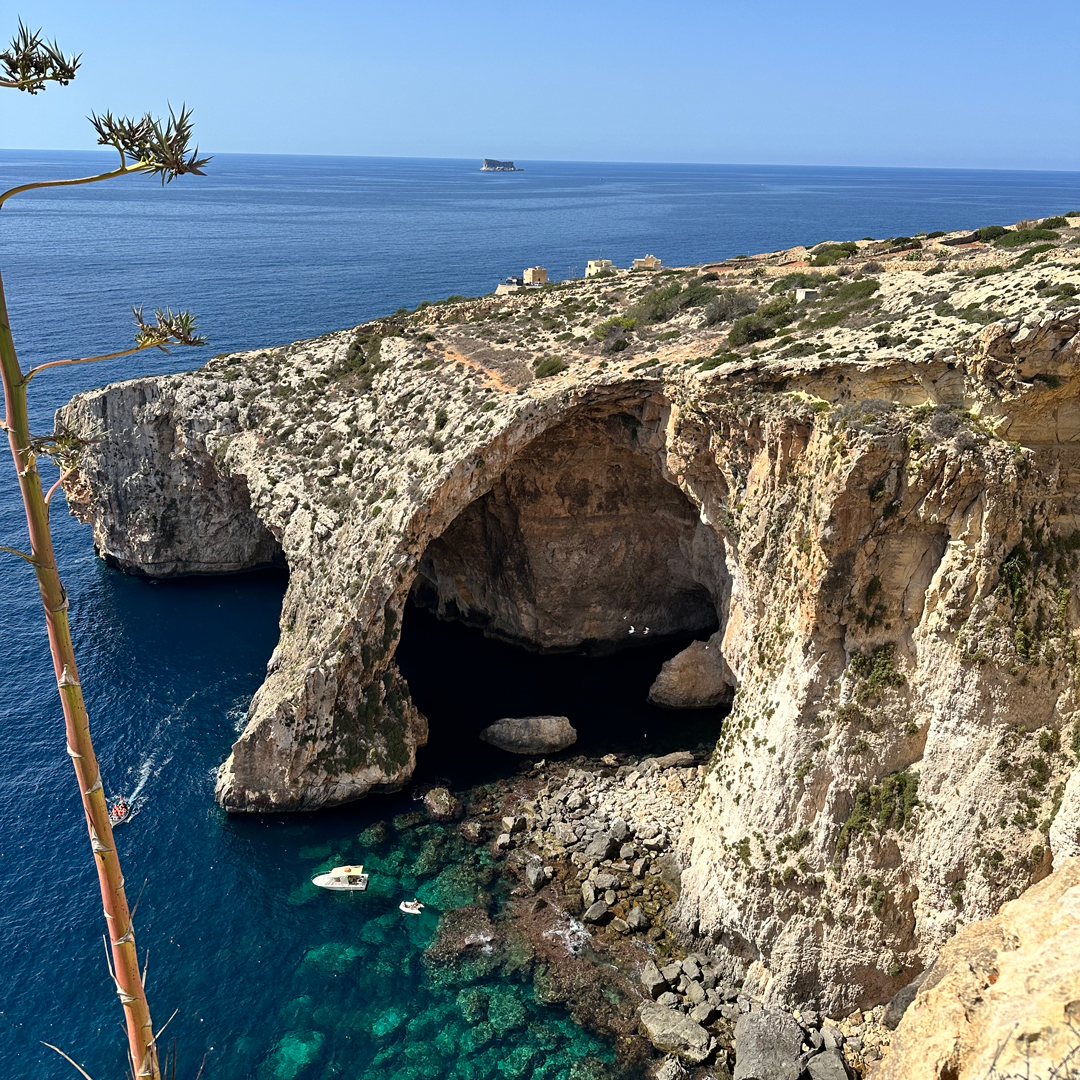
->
[[422, 748, 894, 1079]]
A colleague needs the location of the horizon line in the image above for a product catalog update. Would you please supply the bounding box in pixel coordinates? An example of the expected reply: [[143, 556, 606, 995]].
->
[[1, 146, 1079, 177]]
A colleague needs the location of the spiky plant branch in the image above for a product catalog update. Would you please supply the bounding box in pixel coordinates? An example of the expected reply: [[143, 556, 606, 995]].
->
[[1, 26, 209, 1080], [0, 20, 78, 92]]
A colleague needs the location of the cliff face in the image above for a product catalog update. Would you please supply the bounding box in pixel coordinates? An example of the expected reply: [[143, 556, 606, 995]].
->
[[59, 220, 1080, 1011]]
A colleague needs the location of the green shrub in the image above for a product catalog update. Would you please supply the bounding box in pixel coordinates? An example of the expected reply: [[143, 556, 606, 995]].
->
[[996, 227, 1059, 249], [927, 230, 946, 238], [973, 265, 1005, 278], [534, 357, 568, 378], [592, 315, 636, 340], [888, 236, 921, 251], [1042, 216, 1069, 229], [1012, 243, 1056, 268], [975, 225, 1008, 241], [836, 770, 919, 855], [434, 407, 448, 430], [696, 351, 738, 371], [850, 642, 905, 702], [833, 278, 880, 303], [704, 289, 758, 325], [729, 313, 773, 346], [770, 271, 821, 295], [810, 241, 859, 266]]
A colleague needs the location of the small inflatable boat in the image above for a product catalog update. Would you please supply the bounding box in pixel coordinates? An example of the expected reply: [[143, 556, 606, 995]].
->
[[109, 799, 131, 827], [399, 899, 425, 915]]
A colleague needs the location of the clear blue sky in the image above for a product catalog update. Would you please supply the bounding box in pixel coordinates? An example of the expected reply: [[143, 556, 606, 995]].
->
[[1, 0, 1077, 169]]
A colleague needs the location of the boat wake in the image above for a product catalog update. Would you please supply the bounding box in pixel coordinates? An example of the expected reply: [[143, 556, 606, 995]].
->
[[110, 748, 173, 824]]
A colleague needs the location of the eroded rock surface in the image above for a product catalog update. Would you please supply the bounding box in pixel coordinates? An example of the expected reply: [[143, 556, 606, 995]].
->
[[60, 217, 1080, 1009], [877, 857, 1080, 1080]]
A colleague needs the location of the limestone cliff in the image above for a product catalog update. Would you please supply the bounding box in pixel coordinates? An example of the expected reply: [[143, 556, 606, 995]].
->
[[59, 216, 1080, 1012]]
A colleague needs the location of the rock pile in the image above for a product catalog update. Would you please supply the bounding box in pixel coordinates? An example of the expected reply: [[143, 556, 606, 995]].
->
[[476, 750, 895, 1076], [492, 752, 702, 941]]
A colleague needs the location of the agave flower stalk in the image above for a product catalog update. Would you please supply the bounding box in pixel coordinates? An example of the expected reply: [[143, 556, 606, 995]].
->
[[1, 28, 209, 1074]]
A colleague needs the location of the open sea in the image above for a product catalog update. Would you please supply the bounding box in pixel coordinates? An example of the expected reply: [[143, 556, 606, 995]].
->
[[1, 151, 1079, 1080]]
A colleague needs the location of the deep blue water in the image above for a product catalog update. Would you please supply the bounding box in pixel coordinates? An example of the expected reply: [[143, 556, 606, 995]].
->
[[1, 151, 1079, 1080]]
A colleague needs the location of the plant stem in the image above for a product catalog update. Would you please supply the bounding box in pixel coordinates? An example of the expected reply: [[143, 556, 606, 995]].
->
[[0, 268, 160, 1079]]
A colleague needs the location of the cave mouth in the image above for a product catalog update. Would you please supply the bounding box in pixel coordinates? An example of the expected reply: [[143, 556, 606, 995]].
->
[[395, 598, 728, 787], [394, 405, 733, 785]]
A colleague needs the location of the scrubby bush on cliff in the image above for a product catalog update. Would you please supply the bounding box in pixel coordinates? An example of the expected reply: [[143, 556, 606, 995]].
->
[[976, 225, 1009, 241], [534, 356, 568, 378], [624, 278, 718, 325], [703, 288, 758, 325], [770, 271, 820, 295], [810, 241, 858, 266], [728, 297, 795, 346], [996, 227, 1060, 249]]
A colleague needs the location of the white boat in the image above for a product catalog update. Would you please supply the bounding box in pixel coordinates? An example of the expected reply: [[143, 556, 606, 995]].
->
[[109, 800, 131, 827], [399, 899, 425, 915], [312, 864, 369, 891]]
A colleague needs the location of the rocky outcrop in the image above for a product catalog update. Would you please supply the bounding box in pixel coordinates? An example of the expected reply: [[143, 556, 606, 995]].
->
[[648, 639, 735, 708], [479, 716, 578, 754], [59, 219, 1080, 1008], [876, 857, 1080, 1080]]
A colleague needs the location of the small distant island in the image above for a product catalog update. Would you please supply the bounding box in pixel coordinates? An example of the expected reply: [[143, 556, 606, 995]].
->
[[481, 158, 522, 172]]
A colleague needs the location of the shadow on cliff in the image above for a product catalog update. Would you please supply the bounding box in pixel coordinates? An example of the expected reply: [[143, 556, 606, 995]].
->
[[395, 598, 728, 788]]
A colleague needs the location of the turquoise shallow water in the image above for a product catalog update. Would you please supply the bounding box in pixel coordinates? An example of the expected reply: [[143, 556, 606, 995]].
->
[[2, 151, 1079, 1078]]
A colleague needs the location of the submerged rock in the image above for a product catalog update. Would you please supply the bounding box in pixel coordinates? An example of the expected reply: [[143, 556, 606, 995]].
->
[[424, 904, 502, 965], [422, 785, 462, 821], [479, 715, 578, 755]]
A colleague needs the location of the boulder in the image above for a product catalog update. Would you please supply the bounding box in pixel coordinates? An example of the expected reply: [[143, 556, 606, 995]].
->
[[422, 786, 461, 821], [524, 862, 546, 892], [804, 1049, 851, 1080], [639, 751, 696, 772], [661, 962, 683, 984], [479, 715, 577, 755], [638, 1003, 711, 1063], [690, 1002, 717, 1025], [582, 900, 609, 923], [641, 959, 667, 998], [584, 832, 618, 860], [876, 857, 1080, 1080], [424, 905, 501, 965], [647, 640, 735, 708], [628, 905, 650, 931], [732, 1011, 805, 1080]]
